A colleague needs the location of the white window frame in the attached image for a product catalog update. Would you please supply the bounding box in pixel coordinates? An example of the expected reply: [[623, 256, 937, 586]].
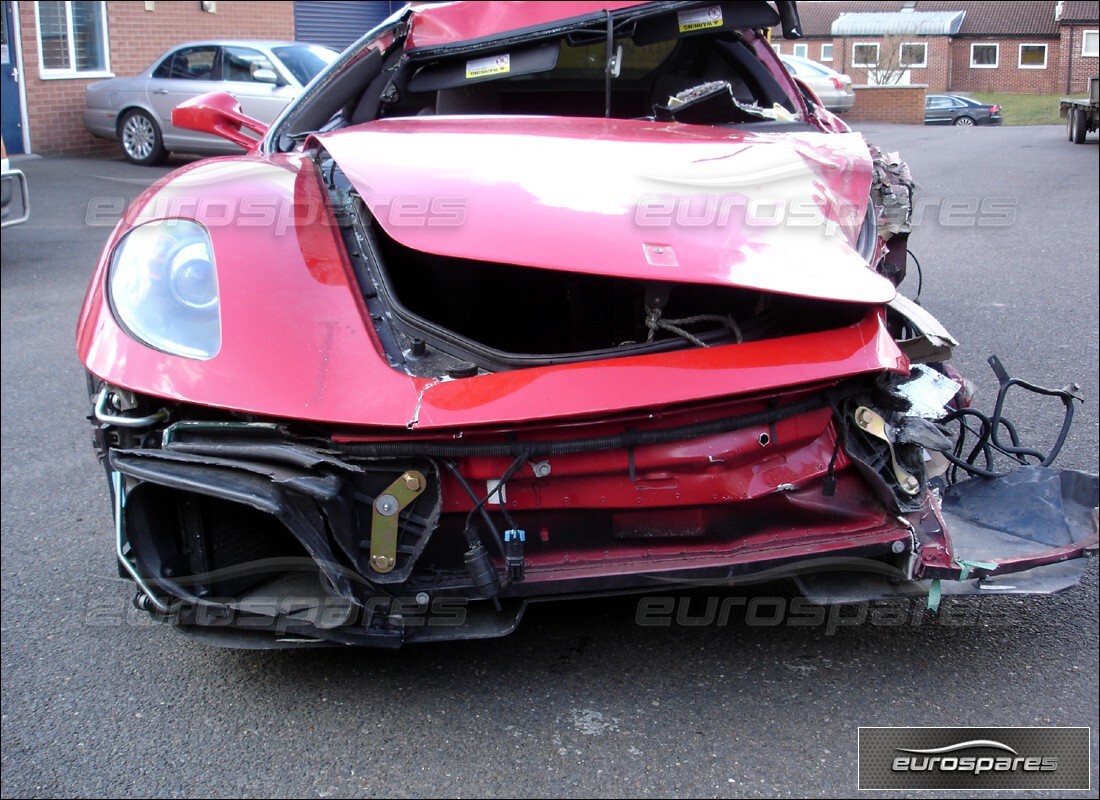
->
[[1082, 30, 1099, 57], [852, 42, 880, 67], [900, 41, 927, 68], [1017, 42, 1047, 69], [969, 42, 999, 69], [820, 43, 834, 61], [34, 0, 113, 79], [792, 43, 808, 58]]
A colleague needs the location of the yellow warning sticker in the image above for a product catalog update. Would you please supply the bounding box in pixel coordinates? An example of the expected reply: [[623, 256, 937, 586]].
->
[[466, 53, 511, 80], [678, 6, 724, 33]]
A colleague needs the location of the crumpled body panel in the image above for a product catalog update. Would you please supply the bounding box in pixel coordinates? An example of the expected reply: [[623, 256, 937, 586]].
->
[[319, 117, 894, 304]]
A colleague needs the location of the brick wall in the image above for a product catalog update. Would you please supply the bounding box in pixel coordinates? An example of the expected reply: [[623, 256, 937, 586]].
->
[[829, 36, 954, 92], [845, 84, 927, 125], [17, 0, 294, 156], [1060, 25, 1100, 94], [794, 33, 1071, 95], [949, 37, 1061, 93]]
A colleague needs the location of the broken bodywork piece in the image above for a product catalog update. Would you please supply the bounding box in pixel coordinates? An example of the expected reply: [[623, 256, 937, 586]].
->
[[77, 0, 1097, 647]]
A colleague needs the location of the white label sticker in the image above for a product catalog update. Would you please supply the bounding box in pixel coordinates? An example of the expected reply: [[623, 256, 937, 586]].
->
[[485, 479, 506, 505], [678, 6, 724, 33], [466, 53, 510, 80]]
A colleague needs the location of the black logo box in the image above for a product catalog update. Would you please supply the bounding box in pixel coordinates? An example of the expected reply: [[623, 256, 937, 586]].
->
[[858, 727, 1091, 791]]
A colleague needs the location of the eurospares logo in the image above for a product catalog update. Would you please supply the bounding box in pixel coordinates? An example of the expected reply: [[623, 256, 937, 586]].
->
[[858, 727, 1090, 790]]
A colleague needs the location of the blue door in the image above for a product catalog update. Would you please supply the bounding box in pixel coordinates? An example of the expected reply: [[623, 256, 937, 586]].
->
[[1, 0, 25, 153]]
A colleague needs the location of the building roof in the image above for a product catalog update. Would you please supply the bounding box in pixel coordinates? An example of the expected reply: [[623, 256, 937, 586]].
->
[[797, 1, 1063, 38], [1059, 0, 1100, 23], [831, 10, 966, 35]]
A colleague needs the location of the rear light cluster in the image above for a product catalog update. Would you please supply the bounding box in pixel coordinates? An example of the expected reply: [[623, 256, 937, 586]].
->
[[830, 77, 844, 90], [991, 105, 1001, 114]]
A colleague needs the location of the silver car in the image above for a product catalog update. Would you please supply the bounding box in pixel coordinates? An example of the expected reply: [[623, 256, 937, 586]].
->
[[778, 54, 855, 114], [84, 41, 338, 165]]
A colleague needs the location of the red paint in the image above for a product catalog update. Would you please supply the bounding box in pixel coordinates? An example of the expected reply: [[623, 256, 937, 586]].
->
[[172, 91, 268, 151], [74, 0, 1095, 615], [319, 117, 893, 305], [406, 1, 647, 51], [76, 136, 904, 428]]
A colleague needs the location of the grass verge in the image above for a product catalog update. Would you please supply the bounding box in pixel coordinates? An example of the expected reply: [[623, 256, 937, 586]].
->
[[966, 92, 1088, 126]]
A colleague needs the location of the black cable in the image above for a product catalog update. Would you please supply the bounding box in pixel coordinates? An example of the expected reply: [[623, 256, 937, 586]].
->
[[942, 402, 1073, 481], [464, 450, 528, 532], [907, 248, 923, 301], [334, 393, 827, 459], [940, 449, 1007, 480], [985, 369, 1078, 467], [440, 460, 509, 575]]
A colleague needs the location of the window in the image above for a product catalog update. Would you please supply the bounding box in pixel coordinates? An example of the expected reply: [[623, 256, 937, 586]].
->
[[792, 43, 808, 58], [852, 43, 879, 67], [1082, 30, 1098, 57], [222, 46, 274, 83], [783, 57, 828, 77], [926, 96, 956, 109], [35, 1, 110, 78], [271, 44, 337, 85], [820, 43, 833, 61], [970, 43, 998, 68], [1018, 43, 1047, 68], [152, 45, 217, 80], [900, 42, 927, 68]]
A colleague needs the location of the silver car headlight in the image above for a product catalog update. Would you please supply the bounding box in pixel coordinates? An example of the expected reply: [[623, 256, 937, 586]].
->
[[108, 219, 221, 359]]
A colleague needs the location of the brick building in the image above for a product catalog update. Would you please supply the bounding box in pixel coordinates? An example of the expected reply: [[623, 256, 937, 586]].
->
[[1060, 0, 1100, 93], [0, 0, 398, 156], [772, 0, 1099, 95]]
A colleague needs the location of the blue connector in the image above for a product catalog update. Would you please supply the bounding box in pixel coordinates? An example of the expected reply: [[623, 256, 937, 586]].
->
[[504, 529, 526, 582]]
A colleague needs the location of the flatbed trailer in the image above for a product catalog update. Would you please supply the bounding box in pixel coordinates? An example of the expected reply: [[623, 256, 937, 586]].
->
[[1060, 76, 1099, 144]]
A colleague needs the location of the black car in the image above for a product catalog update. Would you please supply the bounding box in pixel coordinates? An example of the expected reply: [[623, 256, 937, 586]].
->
[[924, 94, 1003, 126]]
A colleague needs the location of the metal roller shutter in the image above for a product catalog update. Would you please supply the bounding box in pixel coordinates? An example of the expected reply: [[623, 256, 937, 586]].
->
[[294, 1, 399, 52]]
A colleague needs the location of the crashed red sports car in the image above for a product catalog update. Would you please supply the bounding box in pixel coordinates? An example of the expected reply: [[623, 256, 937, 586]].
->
[[77, 1, 1097, 647]]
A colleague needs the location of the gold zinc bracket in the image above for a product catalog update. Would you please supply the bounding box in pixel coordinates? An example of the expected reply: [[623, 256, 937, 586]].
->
[[369, 471, 426, 573]]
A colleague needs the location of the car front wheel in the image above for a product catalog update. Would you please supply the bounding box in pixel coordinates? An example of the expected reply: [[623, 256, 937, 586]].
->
[[119, 109, 168, 166], [953, 115, 976, 127]]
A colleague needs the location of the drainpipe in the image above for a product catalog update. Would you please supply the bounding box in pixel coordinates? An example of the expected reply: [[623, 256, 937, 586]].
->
[[947, 36, 954, 91], [1066, 29, 1074, 94]]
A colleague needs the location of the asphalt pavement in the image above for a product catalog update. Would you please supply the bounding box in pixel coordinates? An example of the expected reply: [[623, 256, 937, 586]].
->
[[2, 124, 1097, 798]]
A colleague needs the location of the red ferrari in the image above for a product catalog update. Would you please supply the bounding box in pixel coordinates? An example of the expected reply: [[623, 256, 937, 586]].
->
[[77, 1, 1097, 647]]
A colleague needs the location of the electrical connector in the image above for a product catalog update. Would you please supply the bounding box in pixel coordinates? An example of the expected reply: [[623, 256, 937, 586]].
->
[[504, 529, 526, 583], [463, 526, 500, 600]]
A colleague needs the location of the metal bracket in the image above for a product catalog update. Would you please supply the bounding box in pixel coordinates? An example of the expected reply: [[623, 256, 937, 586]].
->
[[369, 471, 426, 573], [854, 406, 921, 495]]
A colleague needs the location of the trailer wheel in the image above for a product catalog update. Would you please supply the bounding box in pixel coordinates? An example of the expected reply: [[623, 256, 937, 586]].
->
[[1067, 109, 1075, 141], [1071, 108, 1088, 144]]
